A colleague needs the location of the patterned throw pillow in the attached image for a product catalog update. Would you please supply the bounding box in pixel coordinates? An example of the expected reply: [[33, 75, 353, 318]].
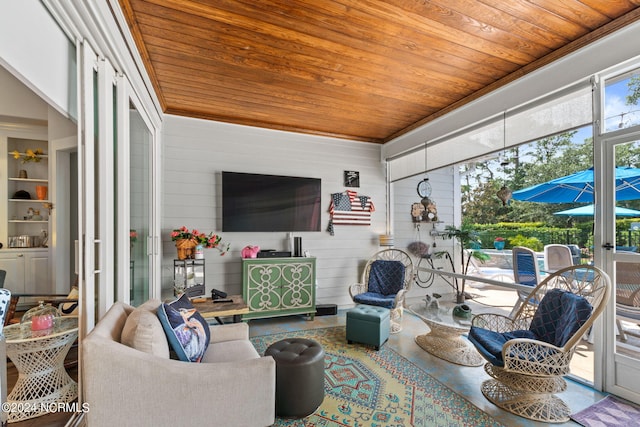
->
[[529, 288, 592, 347], [157, 294, 210, 362], [60, 287, 79, 316], [367, 260, 406, 296]]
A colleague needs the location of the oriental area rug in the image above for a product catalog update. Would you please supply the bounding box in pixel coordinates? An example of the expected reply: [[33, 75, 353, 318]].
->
[[250, 326, 504, 427]]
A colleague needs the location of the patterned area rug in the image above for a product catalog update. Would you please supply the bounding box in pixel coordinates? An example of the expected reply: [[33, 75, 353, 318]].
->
[[251, 326, 504, 427], [571, 395, 640, 427]]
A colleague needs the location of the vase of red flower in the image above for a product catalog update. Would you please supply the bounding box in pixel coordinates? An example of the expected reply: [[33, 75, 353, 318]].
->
[[493, 237, 506, 251], [171, 226, 229, 259], [175, 238, 196, 260]]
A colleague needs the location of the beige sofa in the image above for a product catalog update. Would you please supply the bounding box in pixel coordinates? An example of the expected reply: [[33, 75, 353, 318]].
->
[[83, 300, 275, 426]]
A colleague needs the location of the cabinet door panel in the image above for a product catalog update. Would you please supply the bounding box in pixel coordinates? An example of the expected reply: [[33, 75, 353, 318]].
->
[[0, 256, 25, 293], [246, 264, 282, 312], [281, 263, 313, 308], [27, 253, 50, 294]]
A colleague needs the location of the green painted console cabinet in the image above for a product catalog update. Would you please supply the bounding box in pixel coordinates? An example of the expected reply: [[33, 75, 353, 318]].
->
[[242, 257, 316, 320]]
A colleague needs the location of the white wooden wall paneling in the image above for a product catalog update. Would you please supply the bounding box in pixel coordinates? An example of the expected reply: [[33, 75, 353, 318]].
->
[[162, 115, 388, 307]]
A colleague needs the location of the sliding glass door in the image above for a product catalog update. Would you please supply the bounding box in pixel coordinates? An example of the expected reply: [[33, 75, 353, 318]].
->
[[600, 67, 640, 402], [128, 102, 153, 306]]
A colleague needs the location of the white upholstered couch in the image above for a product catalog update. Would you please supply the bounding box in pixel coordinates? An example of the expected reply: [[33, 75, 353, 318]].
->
[[83, 300, 275, 426]]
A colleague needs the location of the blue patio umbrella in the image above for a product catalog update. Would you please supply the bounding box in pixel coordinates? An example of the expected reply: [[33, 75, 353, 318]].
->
[[553, 204, 640, 217], [512, 167, 640, 203]]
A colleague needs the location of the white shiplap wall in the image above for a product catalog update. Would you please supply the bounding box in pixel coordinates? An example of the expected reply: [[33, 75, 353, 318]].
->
[[161, 115, 388, 307], [391, 167, 459, 300]]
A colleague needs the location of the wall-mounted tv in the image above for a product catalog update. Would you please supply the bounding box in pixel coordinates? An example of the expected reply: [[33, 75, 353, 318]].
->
[[222, 171, 322, 232]]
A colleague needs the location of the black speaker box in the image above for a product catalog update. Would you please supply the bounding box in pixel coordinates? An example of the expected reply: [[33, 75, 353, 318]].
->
[[257, 251, 292, 258], [315, 304, 337, 316]]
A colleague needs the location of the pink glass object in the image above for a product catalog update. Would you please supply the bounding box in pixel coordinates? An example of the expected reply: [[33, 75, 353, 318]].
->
[[31, 314, 54, 331], [22, 301, 60, 335], [31, 314, 53, 331]]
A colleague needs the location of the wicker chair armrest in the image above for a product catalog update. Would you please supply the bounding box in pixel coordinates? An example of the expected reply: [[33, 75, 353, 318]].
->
[[349, 283, 366, 299], [393, 289, 408, 309], [502, 338, 572, 376], [471, 313, 518, 332]]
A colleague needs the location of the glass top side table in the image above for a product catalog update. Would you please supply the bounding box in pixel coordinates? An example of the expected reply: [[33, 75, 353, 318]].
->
[[409, 294, 483, 367], [3, 317, 78, 422]]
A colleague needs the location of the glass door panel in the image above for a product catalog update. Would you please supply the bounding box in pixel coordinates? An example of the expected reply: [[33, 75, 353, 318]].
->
[[609, 139, 640, 401], [601, 65, 640, 401], [129, 102, 151, 306]]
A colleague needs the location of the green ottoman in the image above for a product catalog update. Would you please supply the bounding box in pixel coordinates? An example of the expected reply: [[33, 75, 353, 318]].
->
[[346, 305, 390, 350]]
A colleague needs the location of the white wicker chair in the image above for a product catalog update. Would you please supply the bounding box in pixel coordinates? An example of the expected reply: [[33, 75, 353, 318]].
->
[[469, 265, 611, 423], [544, 244, 574, 273], [349, 249, 414, 333]]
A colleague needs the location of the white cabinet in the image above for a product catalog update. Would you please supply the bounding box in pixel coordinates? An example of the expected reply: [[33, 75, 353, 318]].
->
[[5, 137, 50, 244], [0, 253, 25, 293], [0, 249, 50, 294], [1, 132, 51, 294]]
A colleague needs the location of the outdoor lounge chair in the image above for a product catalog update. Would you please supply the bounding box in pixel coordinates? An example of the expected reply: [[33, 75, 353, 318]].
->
[[466, 251, 514, 286], [615, 258, 640, 341], [349, 249, 414, 333], [468, 265, 611, 423], [510, 246, 541, 316], [544, 244, 574, 273]]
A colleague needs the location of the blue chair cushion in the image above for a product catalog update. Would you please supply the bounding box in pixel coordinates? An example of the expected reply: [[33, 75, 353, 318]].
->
[[367, 260, 405, 296], [469, 288, 593, 367], [353, 292, 396, 309], [529, 288, 592, 348], [468, 328, 537, 367]]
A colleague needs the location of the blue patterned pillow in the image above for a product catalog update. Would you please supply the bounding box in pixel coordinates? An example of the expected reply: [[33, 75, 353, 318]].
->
[[529, 288, 592, 347], [157, 294, 210, 362], [368, 260, 405, 296]]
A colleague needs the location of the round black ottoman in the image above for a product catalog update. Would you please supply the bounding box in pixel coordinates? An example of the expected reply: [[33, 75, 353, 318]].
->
[[265, 338, 325, 418]]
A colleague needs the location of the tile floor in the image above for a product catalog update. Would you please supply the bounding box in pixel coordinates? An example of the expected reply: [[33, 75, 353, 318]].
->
[[248, 297, 606, 427]]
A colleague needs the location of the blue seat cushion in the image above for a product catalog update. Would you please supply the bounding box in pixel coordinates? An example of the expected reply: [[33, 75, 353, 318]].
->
[[469, 288, 593, 367], [353, 292, 395, 309], [468, 328, 537, 367], [367, 260, 405, 296], [529, 288, 592, 348]]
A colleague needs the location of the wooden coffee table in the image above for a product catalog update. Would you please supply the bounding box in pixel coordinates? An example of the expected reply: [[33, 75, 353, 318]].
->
[[191, 294, 249, 324]]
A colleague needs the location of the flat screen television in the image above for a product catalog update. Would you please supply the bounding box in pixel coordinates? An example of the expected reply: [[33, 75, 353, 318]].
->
[[222, 171, 322, 232]]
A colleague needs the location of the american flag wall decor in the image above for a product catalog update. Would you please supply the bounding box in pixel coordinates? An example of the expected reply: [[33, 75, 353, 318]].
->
[[327, 190, 375, 234]]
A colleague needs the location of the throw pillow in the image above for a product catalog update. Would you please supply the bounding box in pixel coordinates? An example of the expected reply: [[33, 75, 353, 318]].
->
[[367, 260, 406, 295], [122, 299, 170, 359], [529, 288, 592, 347], [59, 286, 79, 316], [158, 294, 210, 362]]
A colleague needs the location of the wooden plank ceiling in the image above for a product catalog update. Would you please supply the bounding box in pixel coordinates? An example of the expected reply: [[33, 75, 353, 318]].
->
[[118, 0, 640, 143]]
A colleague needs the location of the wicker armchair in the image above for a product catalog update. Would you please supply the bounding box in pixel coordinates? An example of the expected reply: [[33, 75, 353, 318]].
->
[[349, 249, 414, 333], [468, 265, 611, 423]]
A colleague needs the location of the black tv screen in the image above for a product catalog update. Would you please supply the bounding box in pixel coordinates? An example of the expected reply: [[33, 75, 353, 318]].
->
[[222, 172, 322, 232]]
